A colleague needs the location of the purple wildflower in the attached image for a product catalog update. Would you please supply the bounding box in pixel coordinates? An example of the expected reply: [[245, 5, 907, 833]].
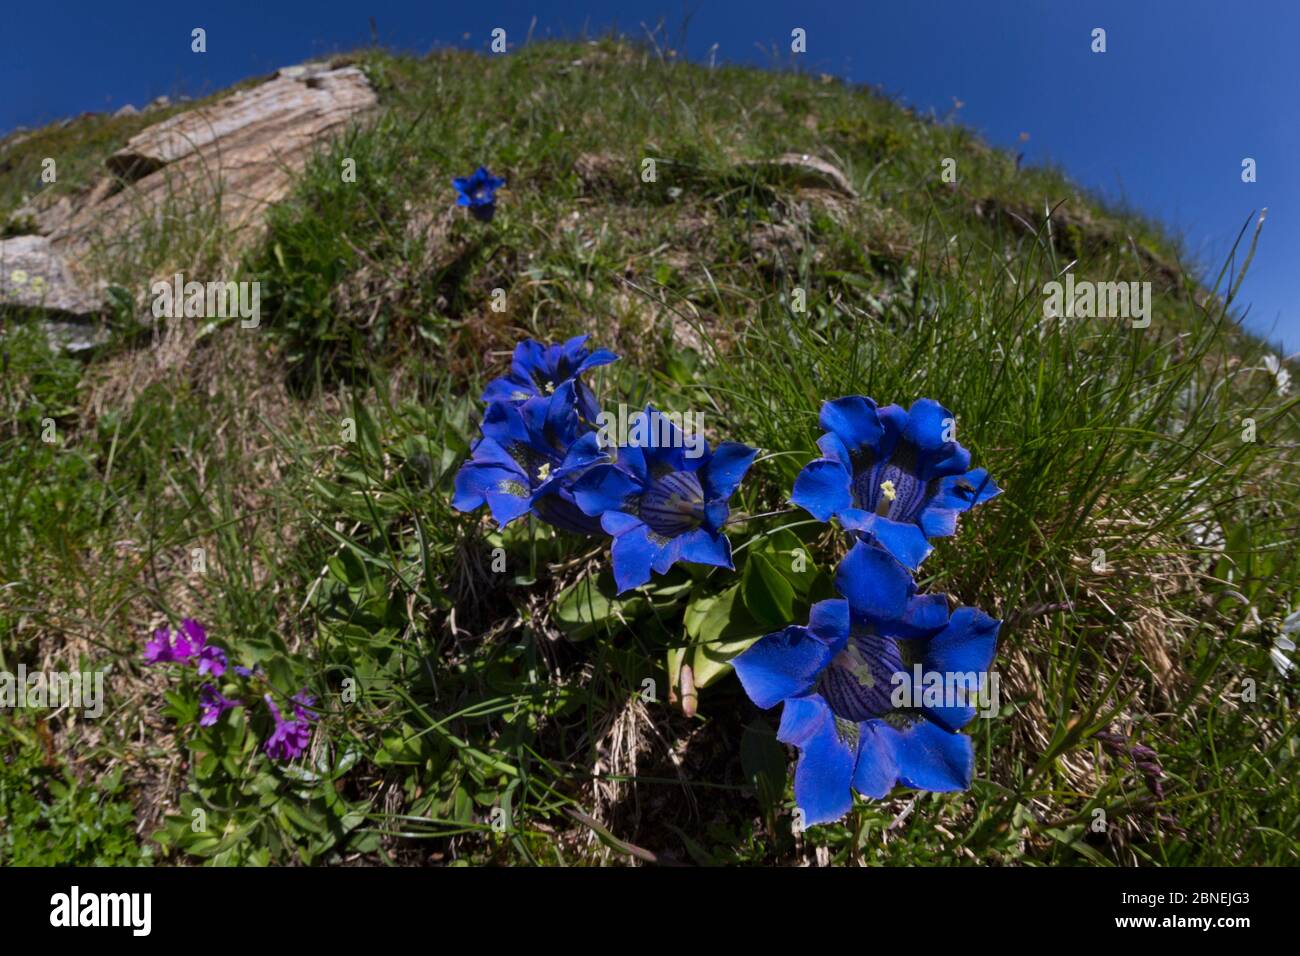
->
[[198, 684, 241, 727], [263, 693, 314, 761], [291, 690, 319, 722], [142, 618, 207, 664], [197, 644, 228, 678]]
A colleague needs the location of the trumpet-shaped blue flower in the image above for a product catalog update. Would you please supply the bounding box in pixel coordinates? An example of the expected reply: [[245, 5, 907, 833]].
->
[[573, 408, 757, 593], [452, 166, 506, 221], [453, 381, 608, 534], [791, 396, 1000, 569], [481, 335, 618, 423], [733, 540, 1000, 825]]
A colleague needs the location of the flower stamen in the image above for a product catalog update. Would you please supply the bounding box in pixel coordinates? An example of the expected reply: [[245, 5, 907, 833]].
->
[[875, 478, 897, 516]]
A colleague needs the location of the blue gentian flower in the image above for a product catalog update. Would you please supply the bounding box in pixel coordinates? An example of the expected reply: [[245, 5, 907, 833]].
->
[[452, 166, 506, 221], [791, 396, 1000, 569], [733, 540, 1000, 825], [481, 335, 618, 424], [572, 408, 757, 593], [453, 381, 608, 534]]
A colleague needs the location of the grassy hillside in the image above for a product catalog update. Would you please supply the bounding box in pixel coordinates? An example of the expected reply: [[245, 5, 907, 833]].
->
[[1, 39, 1296, 866]]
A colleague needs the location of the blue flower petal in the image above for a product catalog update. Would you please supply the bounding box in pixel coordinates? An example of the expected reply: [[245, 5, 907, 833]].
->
[[459, 436, 522, 473], [600, 510, 643, 536], [702, 499, 729, 532], [864, 515, 934, 570], [575, 348, 619, 374], [897, 593, 952, 638], [481, 375, 536, 405], [608, 442, 648, 483], [573, 464, 642, 516], [509, 339, 548, 381], [575, 380, 603, 423], [700, 441, 757, 501], [806, 597, 851, 650], [887, 719, 974, 792], [543, 380, 582, 440], [818, 396, 884, 455], [777, 693, 831, 746], [874, 403, 909, 458], [532, 491, 604, 535], [650, 534, 684, 575], [815, 430, 852, 468], [918, 505, 960, 538], [477, 476, 537, 527], [452, 460, 525, 516], [607, 521, 664, 592], [921, 442, 971, 481], [480, 399, 534, 449], [921, 607, 1001, 731], [675, 527, 734, 570], [935, 468, 1002, 511], [918, 469, 1001, 536], [557, 430, 607, 476], [735, 627, 835, 710], [834, 539, 917, 623], [634, 407, 688, 473], [853, 721, 900, 799], [791, 458, 852, 520], [792, 704, 858, 825], [902, 398, 955, 452]]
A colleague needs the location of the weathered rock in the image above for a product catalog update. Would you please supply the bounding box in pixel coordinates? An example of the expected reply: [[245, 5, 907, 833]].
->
[[0, 235, 105, 314], [76, 62, 377, 246], [0, 61, 378, 327]]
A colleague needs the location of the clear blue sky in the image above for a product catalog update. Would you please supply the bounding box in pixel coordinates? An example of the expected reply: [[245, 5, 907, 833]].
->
[[4, 1, 1296, 351]]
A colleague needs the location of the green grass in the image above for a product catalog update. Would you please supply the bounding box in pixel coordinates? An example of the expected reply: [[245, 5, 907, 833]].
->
[[0, 39, 1296, 866]]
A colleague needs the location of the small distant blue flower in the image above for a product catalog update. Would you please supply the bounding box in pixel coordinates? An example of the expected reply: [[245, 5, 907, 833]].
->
[[453, 380, 608, 534], [452, 166, 506, 221], [572, 408, 757, 593], [481, 335, 618, 423], [791, 396, 1000, 569], [733, 540, 1000, 826]]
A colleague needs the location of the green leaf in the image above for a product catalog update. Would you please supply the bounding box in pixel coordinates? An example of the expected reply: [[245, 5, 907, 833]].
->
[[758, 528, 817, 596], [688, 584, 767, 689], [742, 551, 795, 627]]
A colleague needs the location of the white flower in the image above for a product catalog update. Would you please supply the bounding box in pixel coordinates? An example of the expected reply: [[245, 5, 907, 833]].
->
[[1273, 609, 1299, 676], [1283, 608, 1300, 634], [1262, 354, 1292, 396], [1271, 638, 1295, 677]]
